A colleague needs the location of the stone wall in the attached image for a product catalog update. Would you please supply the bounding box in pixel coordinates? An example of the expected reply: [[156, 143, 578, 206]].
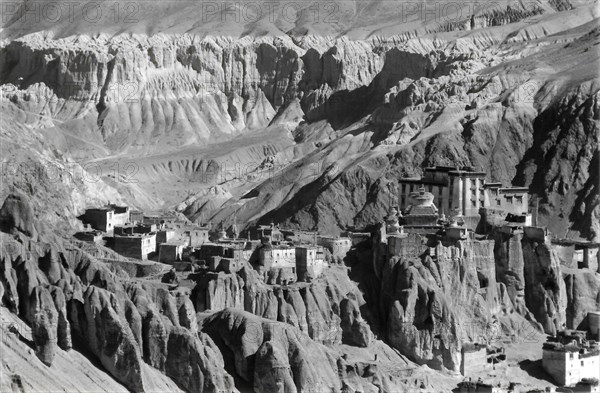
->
[[461, 347, 488, 377]]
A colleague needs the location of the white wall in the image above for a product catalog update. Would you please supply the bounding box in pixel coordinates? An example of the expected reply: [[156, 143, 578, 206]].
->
[[543, 350, 600, 386]]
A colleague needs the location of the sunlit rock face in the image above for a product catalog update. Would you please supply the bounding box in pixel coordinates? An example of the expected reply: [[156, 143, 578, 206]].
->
[[1, 2, 599, 240], [0, 0, 599, 391], [352, 228, 597, 373], [0, 195, 237, 393], [192, 266, 374, 346]]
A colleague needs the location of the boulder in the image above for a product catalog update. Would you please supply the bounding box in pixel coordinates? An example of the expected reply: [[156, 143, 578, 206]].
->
[[161, 269, 178, 284]]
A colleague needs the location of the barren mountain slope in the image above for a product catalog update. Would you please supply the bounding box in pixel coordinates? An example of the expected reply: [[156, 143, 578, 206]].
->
[[1, 2, 598, 239], [0, 2, 599, 392], [0, 0, 577, 39]]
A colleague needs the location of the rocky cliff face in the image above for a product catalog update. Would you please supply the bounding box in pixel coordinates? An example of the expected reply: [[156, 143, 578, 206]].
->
[[1, 0, 599, 390], [1, 2, 598, 240], [0, 35, 304, 157], [374, 237, 511, 372], [348, 230, 590, 372], [0, 193, 237, 392], [224, 15, 599, 237], [201, 308, 446, 392], [192, 265, 374, 347], [0, 192, 458, 391], [564, 269, 600, 330], [493, 231, 568, 334]]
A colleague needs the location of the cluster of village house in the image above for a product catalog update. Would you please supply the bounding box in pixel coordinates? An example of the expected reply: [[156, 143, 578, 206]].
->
[[76, 205, 355, 284], [383, 166, 600, 390], [458, 323, 600, 392], [458, 324, 600, 392], [76, 165, 600, 388]]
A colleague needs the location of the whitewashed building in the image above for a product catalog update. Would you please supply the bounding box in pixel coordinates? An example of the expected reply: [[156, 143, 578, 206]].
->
[[542, 330, 600, 386]]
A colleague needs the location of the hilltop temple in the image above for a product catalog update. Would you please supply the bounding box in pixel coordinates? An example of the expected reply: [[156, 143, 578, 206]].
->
[[396, 166, 531, 231]]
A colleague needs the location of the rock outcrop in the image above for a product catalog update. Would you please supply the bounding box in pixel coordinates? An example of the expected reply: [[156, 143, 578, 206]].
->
[[383, 254, 463, 372], [192, 266, 373, 346], [165, 327, 237, 393], [0, 194, 238, 393], [339, 297, 374, 347], [203, 308, 418, 393], [0, 192, 38, 240], [49, 285, 72, 350], [253, 340, 297, 393], [564, 270, 600, 330], [1, 4, 599, 240], [0, 2, 598, 391], [29, 285, 58, 366], [357, 232, 560, 372], [80, 286, 145, 393], [521, 239, 568, 334]]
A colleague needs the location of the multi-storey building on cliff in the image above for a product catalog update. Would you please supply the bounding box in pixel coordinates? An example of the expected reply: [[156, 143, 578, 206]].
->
[[397, 166, 530, 230], [542, 330, 600, 386], [296, 246, 326, 281], [82, 204, 131, 233], [113, 232, 157, 260]]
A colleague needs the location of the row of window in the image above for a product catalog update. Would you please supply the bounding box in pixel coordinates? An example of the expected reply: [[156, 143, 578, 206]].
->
[[493, 196, 524, 206]]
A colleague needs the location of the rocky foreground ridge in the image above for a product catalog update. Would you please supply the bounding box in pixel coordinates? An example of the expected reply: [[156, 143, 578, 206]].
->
[[0, 0, 598, 240], [1, 188, 599, 391], [1, 192, 457, 392], [0, 0, 599, 391]]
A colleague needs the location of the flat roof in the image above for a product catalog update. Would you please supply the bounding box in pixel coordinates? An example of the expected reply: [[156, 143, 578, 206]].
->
[[263, 245, 295, 250], [462, 342, 486, 352], [114, 232, 156, 238], [86, 207, 113, 212], [86, 204, 129, 212], [424, 166, 457, 172], [75, 230, 104, 235], [202, 242, 234, 246], [116, 223, 155, 228], [482, 182, 503, 188], [448, 170, 487, 176], [404, 224, 443, 228], [398, 178, 447, 186], [552, 239, 600, 247]]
